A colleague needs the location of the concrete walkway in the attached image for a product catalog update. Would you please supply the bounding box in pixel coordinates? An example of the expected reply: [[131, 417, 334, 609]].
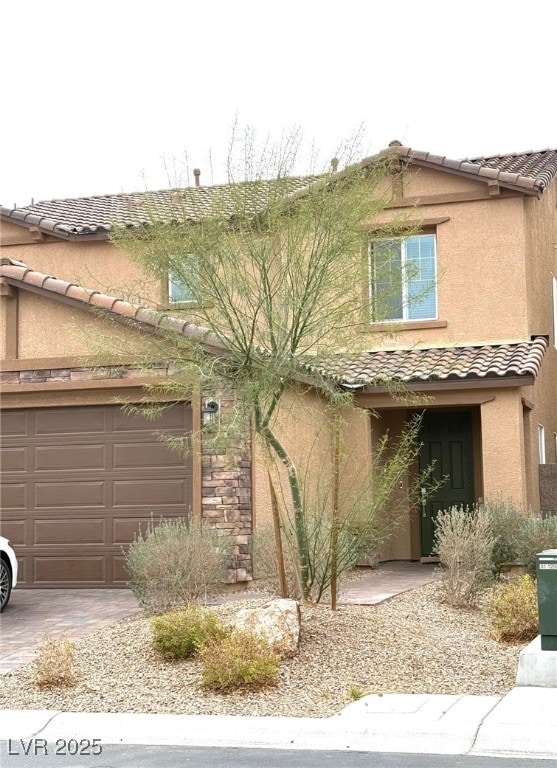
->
[[0, 562, 435, 674], [339, 561, 437, 605]]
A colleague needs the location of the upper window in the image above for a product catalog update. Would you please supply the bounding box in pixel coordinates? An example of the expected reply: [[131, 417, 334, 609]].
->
[[168, 273, 194, 304], [168, 256, 199, 304], [369, 234, 437, 322]]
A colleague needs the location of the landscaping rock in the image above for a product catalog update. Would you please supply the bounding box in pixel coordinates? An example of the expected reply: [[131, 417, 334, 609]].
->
[[233, 598, 300, 658]]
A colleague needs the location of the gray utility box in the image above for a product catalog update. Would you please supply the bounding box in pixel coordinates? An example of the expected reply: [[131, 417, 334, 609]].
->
[[536, 549, 557, 651]]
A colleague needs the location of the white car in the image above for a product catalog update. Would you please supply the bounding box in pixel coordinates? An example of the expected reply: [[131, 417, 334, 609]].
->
[[0, 536, 18, 612]]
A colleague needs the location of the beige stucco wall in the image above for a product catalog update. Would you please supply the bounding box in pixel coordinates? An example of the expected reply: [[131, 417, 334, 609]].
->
[[480, 388, 528, 504], [252, 387, 371, 531], [523, 183, 557, 488], [0, 225, 161, 313], [15, 290, 149, 359], [402, 166, 490, 196]]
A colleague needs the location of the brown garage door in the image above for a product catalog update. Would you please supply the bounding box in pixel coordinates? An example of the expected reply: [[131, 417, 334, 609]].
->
[[0, 403, 193, 587]]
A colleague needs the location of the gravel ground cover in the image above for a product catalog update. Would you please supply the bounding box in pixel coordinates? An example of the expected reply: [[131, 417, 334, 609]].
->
[[0, 583, 521, 717]]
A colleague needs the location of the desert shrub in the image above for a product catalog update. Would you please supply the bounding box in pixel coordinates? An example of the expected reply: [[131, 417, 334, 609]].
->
[[33, 636, 76, 689], [483, 499, 528, 576], [151, 606, 228, 660], [434, 505, 495, 607], [515, 515, 557, 576], [347, 684, 367, 701], [200, 630, 280, 691], [489, 574, 538, 643], [125, 518, 229, 612]]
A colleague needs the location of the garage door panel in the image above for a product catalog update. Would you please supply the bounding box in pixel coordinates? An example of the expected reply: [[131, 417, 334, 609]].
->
[[34, 444, 106, 471], [34, 556, 106, 584], [0, 402, 193, 587], [112, 556, 129, 584], [35, 408, 106, 435], [0, 520, 26, 546], [0, 411, 29, 436], [34, 518, 105, 545], [1, 484, 27, 509], [113, 478, 188, 506], [34, 481, 106, 508], [112, 516, 178, 544], [113, 405, 191, 432], [113, 441, 186, 469], [0, 446, 27, 472], [16, 557, 27, 584]]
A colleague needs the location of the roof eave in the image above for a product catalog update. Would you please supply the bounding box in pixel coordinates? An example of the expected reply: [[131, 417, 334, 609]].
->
[[0, 210, 112, 242], [406, 159, 542, 197], [348, 374, 536, 393]]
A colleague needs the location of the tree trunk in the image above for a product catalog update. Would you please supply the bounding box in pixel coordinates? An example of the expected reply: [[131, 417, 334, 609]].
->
[[330, 410, 341, 610], [259, 425, 311, 600]]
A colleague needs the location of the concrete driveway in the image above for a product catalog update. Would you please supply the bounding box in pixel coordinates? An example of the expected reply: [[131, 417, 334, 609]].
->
[[0, 588, 141, 674]]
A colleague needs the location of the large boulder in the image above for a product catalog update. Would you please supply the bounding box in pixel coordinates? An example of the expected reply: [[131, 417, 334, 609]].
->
[[233, 598, 300, 658]]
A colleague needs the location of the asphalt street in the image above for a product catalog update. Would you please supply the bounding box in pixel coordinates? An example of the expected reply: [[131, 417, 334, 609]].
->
[[1, 745, 555, 768]]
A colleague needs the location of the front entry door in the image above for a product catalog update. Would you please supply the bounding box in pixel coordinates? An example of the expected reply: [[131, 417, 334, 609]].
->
[[418, 410, 475, 556]]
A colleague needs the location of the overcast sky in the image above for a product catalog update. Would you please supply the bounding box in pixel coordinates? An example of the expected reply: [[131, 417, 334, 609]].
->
[[2, 0, 556, 205]]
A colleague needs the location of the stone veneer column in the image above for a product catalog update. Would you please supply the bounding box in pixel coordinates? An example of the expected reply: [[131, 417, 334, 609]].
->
[[200, 396, 253, 583]]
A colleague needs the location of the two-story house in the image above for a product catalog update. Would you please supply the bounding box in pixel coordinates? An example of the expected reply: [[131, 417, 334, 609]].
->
[[1, 144, 556, 588]]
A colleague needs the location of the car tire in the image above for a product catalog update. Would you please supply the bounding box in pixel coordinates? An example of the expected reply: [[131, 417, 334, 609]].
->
[[0, 559, 12, 612]]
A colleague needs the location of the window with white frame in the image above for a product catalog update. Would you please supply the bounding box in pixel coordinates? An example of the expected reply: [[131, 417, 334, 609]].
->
[[538, 424, 546, 464], [369, 234, 437, 322], [554, 432, 557, 463], [168, 256, 198, 304], [168, 273, 194, 303]]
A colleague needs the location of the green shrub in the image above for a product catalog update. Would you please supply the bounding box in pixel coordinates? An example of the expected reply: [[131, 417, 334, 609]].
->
[[151, 606, 228, 660], [200, 630, 280, 691], [516, 516, 557, 577], [434, 505, 494, 607], [489, 574, 538, 643], [347, 684, 367, 701], [125, 518, 229, 612], [482, 499, 527, 576]]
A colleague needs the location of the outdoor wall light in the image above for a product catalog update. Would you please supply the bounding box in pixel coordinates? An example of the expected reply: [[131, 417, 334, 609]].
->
[[202, 399, 220, 425]]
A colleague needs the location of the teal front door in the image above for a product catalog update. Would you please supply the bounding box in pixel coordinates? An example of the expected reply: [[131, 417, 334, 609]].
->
[[418, 410, 475, 556]]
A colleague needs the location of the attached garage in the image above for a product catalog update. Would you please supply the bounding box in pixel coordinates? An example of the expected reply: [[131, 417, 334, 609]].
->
[[0, 402, 193, 588]]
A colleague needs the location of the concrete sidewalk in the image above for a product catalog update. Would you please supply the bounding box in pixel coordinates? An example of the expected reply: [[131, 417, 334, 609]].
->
[[1, 687, 556, 760]]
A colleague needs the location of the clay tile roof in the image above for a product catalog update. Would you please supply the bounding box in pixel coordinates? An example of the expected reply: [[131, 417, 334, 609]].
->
[[0, 176, 319, 238], [387, 146, 557, 196], [316, 340, 548, 387], [3, 146, 556, 240]]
